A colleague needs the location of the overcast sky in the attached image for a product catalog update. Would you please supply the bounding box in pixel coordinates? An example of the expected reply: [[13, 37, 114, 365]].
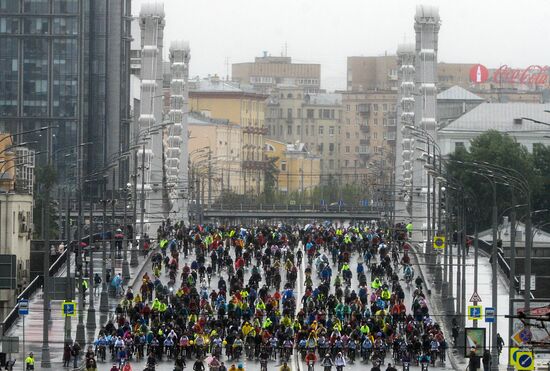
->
[[132, 0, 550, 92]]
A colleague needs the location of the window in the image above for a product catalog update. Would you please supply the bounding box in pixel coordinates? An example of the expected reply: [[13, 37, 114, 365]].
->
[[346, 132, 350, 139], [329, 126, 335, 135], [345, 160, 349, 167], [287, 108, 292, 119], [374, 104, 378, 111], [383, 118, 387, 126], [373, 132, 378, 139], [345, 146, 350, 153], [355, 146, 359, 153], [281, 161, 287, 171], [374, 119, 378, 125], [319, 109, 323, 118], [455, 142, 465, 150], [319, 143, 324, 153], [307, 109, 314, 119], [329, 143, 335, 152], [319, 126, 324, 135], [346, 104, 350, 111], [297, 125, 301, 135], [383, 104, 388, 111], [297, 108, 301, 118], [305, 126, 308, 135], [287, 126, 292, 135], [329, 159, 334, 169]]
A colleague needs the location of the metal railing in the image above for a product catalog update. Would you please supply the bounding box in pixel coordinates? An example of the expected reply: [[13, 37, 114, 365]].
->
[[205, 203, 382, 213], [2, 247, 69, 335]]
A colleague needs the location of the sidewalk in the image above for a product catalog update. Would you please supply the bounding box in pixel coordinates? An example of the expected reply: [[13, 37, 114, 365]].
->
[[5, 246, 153, 368]]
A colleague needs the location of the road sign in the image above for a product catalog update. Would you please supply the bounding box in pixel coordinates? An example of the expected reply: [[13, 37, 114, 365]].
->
[[511, 327, 533, 346], [469, 291, 482, 303], [18, 299, 28, 315], [468, 305, 482, 320], [62, 301, 76, 317], [485, 307, 495, 323], [433, 236, 446, 249], [516, 351, 534, 370], [320, 199, 326, 206], [520, 275, 536, 291], [510, 347, 520, 366]]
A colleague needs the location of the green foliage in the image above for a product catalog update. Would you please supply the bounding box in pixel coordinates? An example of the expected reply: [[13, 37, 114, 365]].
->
[[447, 130, 548, 231]]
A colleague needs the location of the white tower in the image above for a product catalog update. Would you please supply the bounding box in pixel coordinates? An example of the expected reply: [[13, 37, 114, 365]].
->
[[395, 44, 416, 222], [167, 40, 191, 223], [138, 3, 166, 234], [412, 5, 440, 244]]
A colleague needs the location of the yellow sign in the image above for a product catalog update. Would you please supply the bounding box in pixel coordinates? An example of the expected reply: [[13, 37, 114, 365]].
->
[[433, 236, 446, 249], [467, 305, 482, 320], [62, 301, 76, 317], [516, 351, 534, 370], [510, 347, 519, 366]]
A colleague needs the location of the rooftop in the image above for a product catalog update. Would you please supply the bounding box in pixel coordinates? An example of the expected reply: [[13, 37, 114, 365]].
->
[[189, 76, 259, 95], [306, 93, 342, 106], [188, 112, 231, 126], [440, 102, 550, 132], [437, 85, 484, 101]]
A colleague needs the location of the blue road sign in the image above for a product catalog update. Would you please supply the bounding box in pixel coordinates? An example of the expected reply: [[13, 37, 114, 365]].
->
[[360, 200, 369, 207], [468, 305, 482, 320], [320, 199, 326, 206], [517, 351, 534, 370], [18, 299, 28, 315], [485, 307, 495, 323], [62, 301, 76, 317]]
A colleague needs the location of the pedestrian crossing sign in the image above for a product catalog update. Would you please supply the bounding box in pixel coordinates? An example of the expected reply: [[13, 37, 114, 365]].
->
[[516, 351, 534, 370], [468, 305, 482, 320], [433, 236, 445, 249], [62, 301, 76, 317]]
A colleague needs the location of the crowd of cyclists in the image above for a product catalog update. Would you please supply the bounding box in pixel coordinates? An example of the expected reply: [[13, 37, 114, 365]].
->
[[90, 220, 448, 371]]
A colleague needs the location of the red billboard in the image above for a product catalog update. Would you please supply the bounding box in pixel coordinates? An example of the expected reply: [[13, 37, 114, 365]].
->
[[469, 64, 549, 85]]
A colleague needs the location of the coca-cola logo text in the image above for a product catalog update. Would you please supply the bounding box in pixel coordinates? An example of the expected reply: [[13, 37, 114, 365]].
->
[[470, 64, 549, 85]]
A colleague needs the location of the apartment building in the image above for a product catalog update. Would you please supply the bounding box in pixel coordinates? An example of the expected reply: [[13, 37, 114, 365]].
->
[[189, 76, 268, 195], [233, 53, 321, 94], [265, 86, 343, 183], [264, 139, 320, 194]]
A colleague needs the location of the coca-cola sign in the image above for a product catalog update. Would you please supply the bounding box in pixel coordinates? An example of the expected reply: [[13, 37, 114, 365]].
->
[[469, 64, 549, 85]]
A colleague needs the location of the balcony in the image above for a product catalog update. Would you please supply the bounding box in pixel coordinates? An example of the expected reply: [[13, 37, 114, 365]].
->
[[359, 124, 369, 132], [360, 138, 370, 145], [357, 104, 370, 116]]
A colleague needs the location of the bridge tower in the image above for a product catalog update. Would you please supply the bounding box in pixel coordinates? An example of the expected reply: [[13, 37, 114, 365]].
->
[[167, 41, 191, 223], [138, 3, 167, 234], [411, 5, 440, 246], [395, 43, 416, 223]]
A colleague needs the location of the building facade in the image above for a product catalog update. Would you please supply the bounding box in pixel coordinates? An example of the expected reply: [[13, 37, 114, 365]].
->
[[189, 76, 268, 195], [0, 0, 132, 193], [264, 139, 320, 194], [438, 103, 550, 156], [188, 113, 242, 204], [232, 53, 321, 94], [265, 87, 343, 183]]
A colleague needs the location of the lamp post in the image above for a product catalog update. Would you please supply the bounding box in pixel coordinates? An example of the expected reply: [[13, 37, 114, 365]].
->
[[99, 180, 109, 313], [122, 183, 131, 281], [86, 195, 96, 330], [41, 129, 52, 368]]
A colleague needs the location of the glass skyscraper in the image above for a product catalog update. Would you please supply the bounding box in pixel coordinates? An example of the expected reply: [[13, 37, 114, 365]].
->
[[0, 0, 131, 194]]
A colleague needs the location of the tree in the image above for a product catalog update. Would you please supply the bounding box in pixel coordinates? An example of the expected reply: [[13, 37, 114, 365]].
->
[[447, 130, 544, 231]]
